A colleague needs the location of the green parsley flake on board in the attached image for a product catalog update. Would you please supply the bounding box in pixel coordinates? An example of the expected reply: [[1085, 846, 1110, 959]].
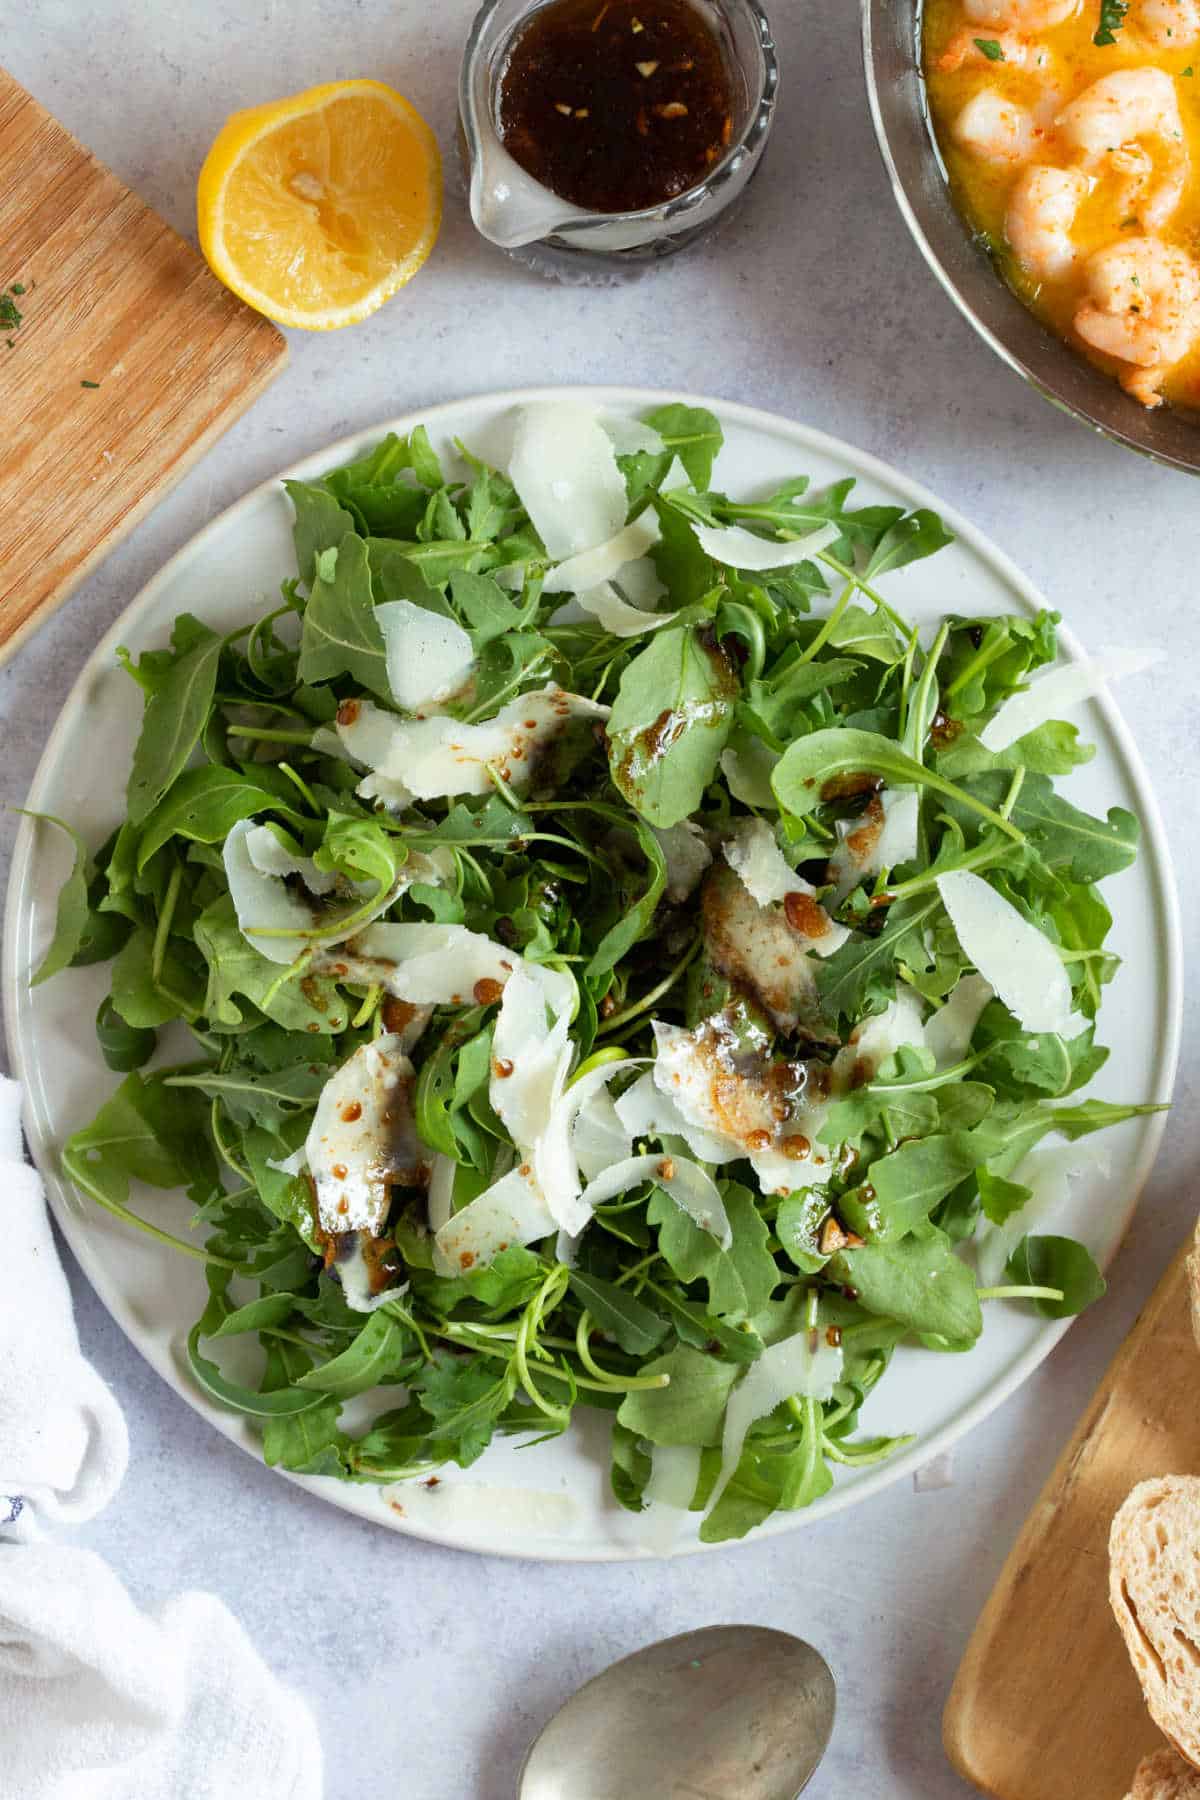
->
[[1, 282, 23, 344], [39, 401, 1164, 1544]]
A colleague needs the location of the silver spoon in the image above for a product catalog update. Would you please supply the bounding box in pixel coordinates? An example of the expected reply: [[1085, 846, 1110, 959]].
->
[[518, 1624, 836, 1800]]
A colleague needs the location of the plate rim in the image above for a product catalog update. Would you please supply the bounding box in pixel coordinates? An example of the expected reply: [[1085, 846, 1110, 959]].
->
[[3, 382, 1183, 1561]]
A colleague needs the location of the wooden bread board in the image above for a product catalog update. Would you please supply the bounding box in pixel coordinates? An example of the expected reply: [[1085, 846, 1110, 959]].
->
[[944, 1233, 1199, 1799], [0, 64, 287, 662]]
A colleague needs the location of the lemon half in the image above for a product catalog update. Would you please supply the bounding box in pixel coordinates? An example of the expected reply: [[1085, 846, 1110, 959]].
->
[[197, 79, 442, 331]]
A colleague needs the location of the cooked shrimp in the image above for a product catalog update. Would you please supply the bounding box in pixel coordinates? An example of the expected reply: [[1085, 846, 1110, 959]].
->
[[1074, 235, 1200, 404], [963, 0, 1079, 24], [1006, 165, 1091, 279], [953, 89, 1037, 164], [1056, 69, 1188, 230], [936, 29, 1056, 71], [1132, 0, 1200, 49]]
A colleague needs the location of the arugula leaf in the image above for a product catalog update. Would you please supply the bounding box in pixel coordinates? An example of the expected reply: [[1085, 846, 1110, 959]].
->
[[952, 772, 1137, 882], [832, 1231, 982, 1346], [297, 533, 391, 700], [194, 895, 346, 1033], [617, 1345, 739, 1446], [863, 509, 954, 580], [610, 1421, 653, 1511], [26, 813, 91, 986], [62, 1072, 220, 1250], [746, 655, 860, 742], [823, 604, 906, 665], [95, 995, 156, 1072], [412, 1351, 516, 1467], [296, 1310, 416, 1398], [629, 403, 724, 492], [125, 617, 223, 824], [166, 1063, 328, 1131], [137, 767, 294, 870], [111, 924, 204, 1027], [187, 1322, 327, 1418], [451, 568, 533, 646], [568, 1271, 670, 1356], [1003, 1235, 1106, 1316], [608, 626, 739, 826], [284, 480, 356, 584], [772, 727, 1022, 842], [977, 1169, 1031, 1227], [647, 1185, 778, 1319], [815, 893, 942, 1026]]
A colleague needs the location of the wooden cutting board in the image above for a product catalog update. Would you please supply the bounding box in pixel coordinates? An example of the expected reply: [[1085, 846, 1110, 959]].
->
[[944, 1232, 1199, 1799], [0, 65, 286, 662]]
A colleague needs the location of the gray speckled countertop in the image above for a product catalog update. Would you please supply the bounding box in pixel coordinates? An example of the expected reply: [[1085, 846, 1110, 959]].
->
[[2, 4, 1196, 1796]]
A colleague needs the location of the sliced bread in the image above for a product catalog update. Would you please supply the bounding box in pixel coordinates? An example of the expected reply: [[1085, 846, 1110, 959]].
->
[[1111, 1476, 1200, 1770], [1126, 1747, 1200, 1800]]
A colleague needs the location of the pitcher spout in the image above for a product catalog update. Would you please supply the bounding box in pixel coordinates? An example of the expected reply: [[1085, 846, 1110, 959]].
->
[[469, 138, 575, 250]]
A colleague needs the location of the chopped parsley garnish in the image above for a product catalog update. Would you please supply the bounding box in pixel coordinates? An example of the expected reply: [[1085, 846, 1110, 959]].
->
[[80, 379, 100, 389], [1184, 64, 1195, 75], [0, 289, 23, 334], [974, 38, 1005, 60], [1094, 0, 1128, 45]]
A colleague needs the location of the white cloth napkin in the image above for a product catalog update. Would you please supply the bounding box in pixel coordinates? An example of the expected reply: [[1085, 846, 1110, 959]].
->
[[0, 1544, 322, 1800], [0, 1077, 127, 1534], [0, 1076, 325, 1799]]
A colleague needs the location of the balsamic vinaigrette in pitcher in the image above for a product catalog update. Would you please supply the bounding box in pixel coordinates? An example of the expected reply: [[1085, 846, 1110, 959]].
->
[[496, 0, 735, 215]]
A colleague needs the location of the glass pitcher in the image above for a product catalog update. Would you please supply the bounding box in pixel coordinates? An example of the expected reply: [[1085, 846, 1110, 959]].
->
[[459, 0, 779, 279]]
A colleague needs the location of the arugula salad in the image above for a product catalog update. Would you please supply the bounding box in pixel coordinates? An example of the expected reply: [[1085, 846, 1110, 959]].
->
[[39, 400, 1161, 1545]]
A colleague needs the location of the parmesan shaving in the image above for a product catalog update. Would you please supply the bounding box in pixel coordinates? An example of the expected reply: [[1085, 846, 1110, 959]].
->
[[651, 820, 712, 902], [643, 1443, 701, 1552], [579, 1151, 731, 1247], [314, 922, 573, 1015], [304, 1033, 423, 1235], [223, 818, 388, 965], [614, 555, 667, 610], [980, 647, 1163, 752], [535, 1058, 646, 1237], [335, 685, 609, 806], [613, 1068, 730, 1166], [936, 869, 1077, 1035], [651, 1023, 831, 1194], [432, 1164, 556, 1277], [828, 787, 919, 900], [599, 414, 666, 457], [541, 516, 662, 595], [572, 1087, 632, 1182], [835, 989, 928, 1082], [573, 583, 676, 637], [977, 1142, 1111, 1286], [333, 1234, 410, 1314], [427, 1154, 457, 1235], [245, 825, 337, 893], [723, 817, 802, 907], [489, 962, 574, 1156], [705, 1329, 843, 1519], [689, 519, 839, 572], [508, 402, 628, 559], [924, 974, 994, 1066], [375, 599, 475, 711]]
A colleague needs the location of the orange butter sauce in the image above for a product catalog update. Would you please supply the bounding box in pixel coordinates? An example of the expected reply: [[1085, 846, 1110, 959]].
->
[[922, 0, 1200, 408]]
